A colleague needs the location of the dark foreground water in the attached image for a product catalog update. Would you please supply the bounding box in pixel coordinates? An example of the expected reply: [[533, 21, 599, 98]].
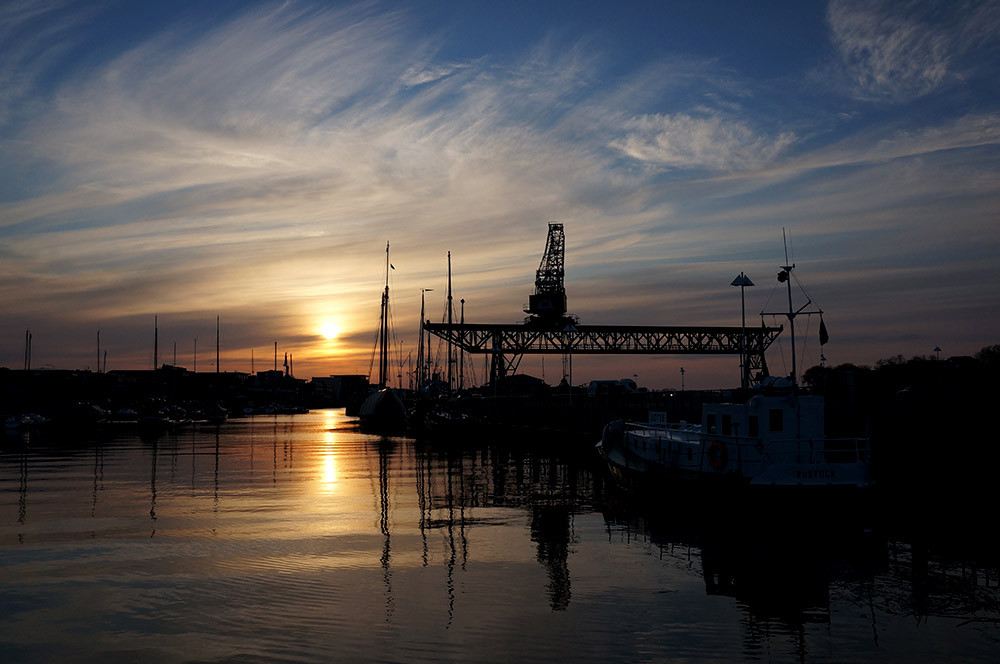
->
[[2, 409, 997, 663]]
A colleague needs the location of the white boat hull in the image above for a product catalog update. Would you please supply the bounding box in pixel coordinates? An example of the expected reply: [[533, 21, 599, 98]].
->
[[600, 419, 872, 489]]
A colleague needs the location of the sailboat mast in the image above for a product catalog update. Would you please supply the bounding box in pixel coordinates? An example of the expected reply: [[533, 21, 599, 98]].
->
[[417, 295, 424, 389], [417, 288, 433, 390], [459, 298, 465, 390], [379, 242, 390, 389], [447, 251, 453, 393]]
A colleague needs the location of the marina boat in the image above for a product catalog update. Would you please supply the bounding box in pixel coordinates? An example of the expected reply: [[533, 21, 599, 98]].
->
[[598, 377, 872, 489], [359, 242, 408, 435], [359, 388, 407, 434], [599, 237, 872, 490]]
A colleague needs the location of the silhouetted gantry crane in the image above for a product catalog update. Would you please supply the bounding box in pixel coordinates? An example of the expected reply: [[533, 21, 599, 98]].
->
[[424, 223, 782, 386], [525, 223, 571, 325]]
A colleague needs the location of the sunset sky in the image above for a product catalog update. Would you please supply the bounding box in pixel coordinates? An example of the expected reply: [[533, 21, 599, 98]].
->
[[2, 0, 998, 390]]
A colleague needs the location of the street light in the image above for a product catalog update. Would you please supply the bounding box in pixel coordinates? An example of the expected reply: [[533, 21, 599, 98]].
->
[[731, 272, 755, 389]]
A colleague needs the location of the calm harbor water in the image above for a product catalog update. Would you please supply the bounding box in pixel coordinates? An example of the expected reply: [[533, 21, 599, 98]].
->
[[2, 409, 997, 663]]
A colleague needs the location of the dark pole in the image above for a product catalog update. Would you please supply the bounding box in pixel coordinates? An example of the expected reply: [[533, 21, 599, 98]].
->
[[731, 272, 754, 389], [459, 298, 465, 390], [447, 251, 453, 393]]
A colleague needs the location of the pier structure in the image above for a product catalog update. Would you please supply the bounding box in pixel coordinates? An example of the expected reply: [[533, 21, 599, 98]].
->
[[424, 222, 783, 385]]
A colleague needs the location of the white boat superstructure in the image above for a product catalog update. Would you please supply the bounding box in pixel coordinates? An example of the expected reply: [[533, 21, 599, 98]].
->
[[600, 381, 872, 488]]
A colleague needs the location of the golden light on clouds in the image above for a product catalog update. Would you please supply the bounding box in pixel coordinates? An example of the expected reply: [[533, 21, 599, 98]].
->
[[0, 1, 997, 387]]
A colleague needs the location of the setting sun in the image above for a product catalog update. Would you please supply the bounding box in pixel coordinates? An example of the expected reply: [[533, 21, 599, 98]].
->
[[319, 321, 339, 340]]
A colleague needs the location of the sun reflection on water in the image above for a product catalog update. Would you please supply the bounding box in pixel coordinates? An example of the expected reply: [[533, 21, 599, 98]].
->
[[320, 409, 340, 493]]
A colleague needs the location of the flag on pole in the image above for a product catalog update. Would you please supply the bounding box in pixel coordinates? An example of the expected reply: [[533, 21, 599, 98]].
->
[[819, 317, 829, 346]]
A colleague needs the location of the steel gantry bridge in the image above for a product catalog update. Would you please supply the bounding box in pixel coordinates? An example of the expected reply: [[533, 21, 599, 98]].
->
[[424, 321, 782, 384], [423, 223, 783, 386]]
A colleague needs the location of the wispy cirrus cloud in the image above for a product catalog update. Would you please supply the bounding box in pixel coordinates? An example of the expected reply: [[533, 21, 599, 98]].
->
[[0, 1, 997, 382], [0, 2, 642, 366], [609, 112, 797, 172], [0, 0, 94, 126], [402, 62, 472, 87], [826, 0, 1000, 103]]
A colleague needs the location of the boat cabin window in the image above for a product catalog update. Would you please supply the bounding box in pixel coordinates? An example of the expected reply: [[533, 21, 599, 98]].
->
[[769, 409, 783, 432], [722, 414, 732, 436], [748, 415, 759, 437], [706, 414, 716, 433]]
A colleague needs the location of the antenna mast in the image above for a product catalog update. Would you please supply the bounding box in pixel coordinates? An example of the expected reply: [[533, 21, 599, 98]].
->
[[378, 242, 390, 389], [762, 229, 823, 387]]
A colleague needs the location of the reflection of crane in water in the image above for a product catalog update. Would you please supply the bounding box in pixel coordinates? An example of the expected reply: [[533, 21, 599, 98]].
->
[[414, 443, 590, 616], [531, 505, 573, 611]]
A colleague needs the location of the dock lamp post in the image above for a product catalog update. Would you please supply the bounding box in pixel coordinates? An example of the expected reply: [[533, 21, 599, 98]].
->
[[731, 272, 755, 389]]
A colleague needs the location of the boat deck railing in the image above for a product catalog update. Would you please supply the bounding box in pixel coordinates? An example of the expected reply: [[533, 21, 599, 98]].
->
[[624, 422, 871, 465]]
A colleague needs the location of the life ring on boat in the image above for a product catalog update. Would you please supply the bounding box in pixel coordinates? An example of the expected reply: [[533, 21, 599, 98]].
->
[[707, 440, 727, 470]]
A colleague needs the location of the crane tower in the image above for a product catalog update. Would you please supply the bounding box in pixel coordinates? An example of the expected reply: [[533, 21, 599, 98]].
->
[[525, 223, 570, 325]]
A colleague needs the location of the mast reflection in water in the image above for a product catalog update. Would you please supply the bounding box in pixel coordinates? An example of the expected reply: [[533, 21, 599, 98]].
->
[[1, 409, 998, 663]]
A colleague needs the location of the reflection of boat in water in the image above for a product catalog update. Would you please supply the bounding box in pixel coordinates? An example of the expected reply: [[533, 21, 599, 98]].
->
[[600, 492, 887, 634], [138, 400, 191, 430], [5, 413, 48, 430], [599, 241, 872, 490], [359, 242, 407, 435], [421, 406, 481, 441]]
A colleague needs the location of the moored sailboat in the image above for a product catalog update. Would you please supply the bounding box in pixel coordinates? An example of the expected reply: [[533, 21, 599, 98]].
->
[[359, 242, 407, 435]]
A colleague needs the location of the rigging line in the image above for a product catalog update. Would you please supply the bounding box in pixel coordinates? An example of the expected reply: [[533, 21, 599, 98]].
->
[[367, 323, 379, 381], [367, 283, 384, 381], [800, 315, 813, 377], [759, 277, 782, 317], [387, 275, 403, 375], [771, 314, 788, 378], [387, 296, 403, 387], [468, 354, 478, 387], [791, 269, 817, 307], [786, 228, 795, 268]]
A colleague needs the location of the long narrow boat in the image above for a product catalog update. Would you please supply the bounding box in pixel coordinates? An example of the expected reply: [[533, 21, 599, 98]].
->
[[598, 377, 872, 488]]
